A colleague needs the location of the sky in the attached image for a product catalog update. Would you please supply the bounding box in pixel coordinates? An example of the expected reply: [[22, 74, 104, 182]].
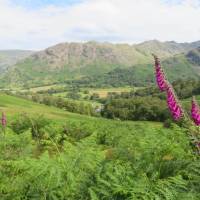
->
[[0, 0, 200, 50]]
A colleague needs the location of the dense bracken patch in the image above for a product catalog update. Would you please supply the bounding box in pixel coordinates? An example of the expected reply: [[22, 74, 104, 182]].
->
[[0, 111, 199, 200]]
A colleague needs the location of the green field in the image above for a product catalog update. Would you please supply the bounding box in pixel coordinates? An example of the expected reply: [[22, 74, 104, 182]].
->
[[87, 87, 133, 98], [0, 93, 70, 121], [24, 84, 65, 92]]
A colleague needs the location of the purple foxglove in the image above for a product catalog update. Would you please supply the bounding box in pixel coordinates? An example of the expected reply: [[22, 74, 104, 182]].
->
[[154, 56, 167, 91], [191, 96, 200, 125], [167, 86, 183, 121], [1, 112, 6, 127]]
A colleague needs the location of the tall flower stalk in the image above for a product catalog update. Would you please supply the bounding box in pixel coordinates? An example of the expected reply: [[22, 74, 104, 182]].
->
[[153, 55, 184, 121], [166, 84, 183, 121], [154, 55, 167, 91], [191, 96, 200, 126], [152, 55, 200, 154]]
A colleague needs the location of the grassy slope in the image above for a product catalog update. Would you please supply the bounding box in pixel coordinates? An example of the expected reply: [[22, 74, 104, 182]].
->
[[0, 93, 161, 126], [0, 93, 189, 145], [0, 93, 69, 121], [163, 54, 199, 81], [94, 55, 198, 87], [0, 93, 197, 199]]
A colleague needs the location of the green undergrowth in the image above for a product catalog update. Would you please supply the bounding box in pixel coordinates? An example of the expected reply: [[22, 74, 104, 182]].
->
[[0, 93, 199, 199]]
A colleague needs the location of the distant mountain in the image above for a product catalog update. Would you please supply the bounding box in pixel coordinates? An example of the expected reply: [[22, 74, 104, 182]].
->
[[186, 47, 200, 65], [100, 46, 200, 87], [0, 50, 33, 72], [135, 40, 200, 57], [1, 40, 200, 88]]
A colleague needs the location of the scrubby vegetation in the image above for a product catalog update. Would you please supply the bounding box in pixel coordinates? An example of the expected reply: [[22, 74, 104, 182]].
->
[[102, 96, 170, 121], [101, 79, 200, 122], [0, 93, 200, 199]]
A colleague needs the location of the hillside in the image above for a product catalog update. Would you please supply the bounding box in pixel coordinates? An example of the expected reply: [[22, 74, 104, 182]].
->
[[0, 50, 33, 72], [0, 93, 199, 199], [68, 53, 199, 87], [135, 40, 200, 57], [1, 40, 200, 88], [0, 93, 70, 121], [186, 47, 200, 66]]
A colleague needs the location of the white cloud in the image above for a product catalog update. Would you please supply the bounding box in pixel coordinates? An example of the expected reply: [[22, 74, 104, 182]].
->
[[0, 0, 200, 49]]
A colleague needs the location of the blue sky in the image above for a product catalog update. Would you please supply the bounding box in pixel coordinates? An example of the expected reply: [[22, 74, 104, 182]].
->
[[9, 0, 192, 8], [0, 0, 200, 50], [10, 0, 82, 8]]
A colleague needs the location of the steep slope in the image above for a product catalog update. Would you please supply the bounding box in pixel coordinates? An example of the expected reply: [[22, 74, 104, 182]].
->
[[0, 50, 33, 72], [70, 47, 200, 87], [135, 40, 200, 57], [1, 40, 200, 88], [186, 47, 200, 66]]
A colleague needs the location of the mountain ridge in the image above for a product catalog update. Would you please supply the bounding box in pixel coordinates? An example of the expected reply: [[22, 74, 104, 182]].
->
[[0, 50, 34, 73], [1, 40, 200, 88]]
